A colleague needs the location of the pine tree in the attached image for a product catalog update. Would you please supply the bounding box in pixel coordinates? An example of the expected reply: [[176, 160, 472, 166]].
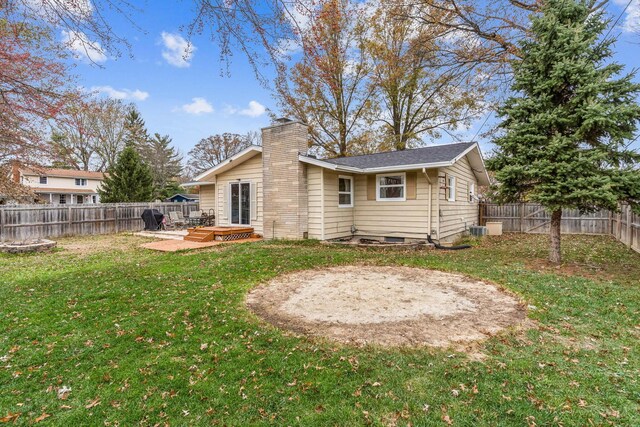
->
[[98, 143, 154, 203], [123, 107, 150, 151], [145, 133, 183, 199], [487, 0, 640, 263]]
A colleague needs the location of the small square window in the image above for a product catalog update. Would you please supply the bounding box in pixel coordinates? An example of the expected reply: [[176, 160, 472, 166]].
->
[[75, 178, 87, 186], [59, 194, 66, 204], [377, 173, 406, 201], [338, 176, 353, 207], [39, 176, 48, 184]]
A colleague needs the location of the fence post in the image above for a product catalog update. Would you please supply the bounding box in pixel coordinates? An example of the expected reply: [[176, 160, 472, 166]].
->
[[616, 210, 622, 240], [115, 204, 120, 233], [0, 208, 5, 242], [519, 203, 525, 233], [68, 205, 72, 234], [626, 205, 632, 248]]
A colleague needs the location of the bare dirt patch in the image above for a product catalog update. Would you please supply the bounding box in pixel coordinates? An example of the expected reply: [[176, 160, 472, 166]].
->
[[247, 266, 528, 348]]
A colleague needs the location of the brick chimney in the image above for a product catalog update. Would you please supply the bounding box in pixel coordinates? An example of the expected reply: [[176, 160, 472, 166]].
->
[[261, 119, 309, 239], [11, 161, 21, 183]]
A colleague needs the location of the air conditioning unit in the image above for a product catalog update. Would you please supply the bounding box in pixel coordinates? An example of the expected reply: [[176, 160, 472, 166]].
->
[[469, 226, 487, 237]]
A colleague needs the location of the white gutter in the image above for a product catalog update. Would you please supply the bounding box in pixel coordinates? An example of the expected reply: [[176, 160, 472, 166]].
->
[[298, 155, 363, 173], [182, 181, 215, 187], [363, 161, 454, 174], [298, 154, 455, 174]]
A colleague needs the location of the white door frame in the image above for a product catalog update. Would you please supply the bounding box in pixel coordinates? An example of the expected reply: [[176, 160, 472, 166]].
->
[[229, 181, 252, 225]]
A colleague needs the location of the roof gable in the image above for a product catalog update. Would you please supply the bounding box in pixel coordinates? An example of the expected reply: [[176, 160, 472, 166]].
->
[[194, 146, 262, 182]]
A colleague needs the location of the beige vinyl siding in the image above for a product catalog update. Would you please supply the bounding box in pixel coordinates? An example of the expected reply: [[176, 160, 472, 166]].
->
[[307, 165, 323, 239], [438, 156, 479, 241], [199, 185, 216, 212], [22, 174, 103, 192], [323, 170, 355, 240], [352, 170, 436, 240], [214, 154, 264, 234]]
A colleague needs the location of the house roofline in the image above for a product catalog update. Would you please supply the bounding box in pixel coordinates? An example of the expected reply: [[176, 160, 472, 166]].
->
[[299, 143, 490, 184], [183, 181, 215, 187], [298, 155, 454, 174], [193, 145, 262, 181]]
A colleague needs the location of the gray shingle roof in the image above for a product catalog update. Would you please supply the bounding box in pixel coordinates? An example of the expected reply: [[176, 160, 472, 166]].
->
[[320, 142, 476, 169]]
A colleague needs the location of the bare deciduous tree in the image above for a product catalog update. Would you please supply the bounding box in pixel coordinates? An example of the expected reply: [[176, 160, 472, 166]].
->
[[187, 133, 252, 175]]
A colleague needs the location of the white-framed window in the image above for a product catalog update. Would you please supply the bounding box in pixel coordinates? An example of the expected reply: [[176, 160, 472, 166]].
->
[[92, 195, 97, 204], [338, 175, 353, 207], [75, 178, 87, 186], [39, 176, 48, 184], [469, 182, 475, 202], [376, 173, 406, 201], [447, 175, 456, 201], [59, 194, 66, 204]]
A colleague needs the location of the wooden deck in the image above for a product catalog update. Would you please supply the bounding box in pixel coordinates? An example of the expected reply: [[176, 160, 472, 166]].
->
[[184, 226, 255, 243], [141, 237, 261, 252]]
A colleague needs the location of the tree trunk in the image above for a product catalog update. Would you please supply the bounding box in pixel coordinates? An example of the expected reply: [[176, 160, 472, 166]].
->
[[549, 209, 562, 264]]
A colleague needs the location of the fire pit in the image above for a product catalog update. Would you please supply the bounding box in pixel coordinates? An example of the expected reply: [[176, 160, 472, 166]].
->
[[0, 239, 57, 254]]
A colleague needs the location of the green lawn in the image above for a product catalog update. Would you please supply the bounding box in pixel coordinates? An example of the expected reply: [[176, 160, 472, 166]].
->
[[1, 234, 638, 426]]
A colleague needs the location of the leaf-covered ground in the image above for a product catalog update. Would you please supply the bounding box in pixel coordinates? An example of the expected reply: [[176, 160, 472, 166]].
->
[[1, 233, 638, 426]]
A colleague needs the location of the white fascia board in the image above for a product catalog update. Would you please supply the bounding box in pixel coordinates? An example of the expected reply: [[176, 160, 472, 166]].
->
[[455, 143, 491, 185], [299, 155, 454, 174], [194, 146, 262, 181], [298, 155, 363, 173], [182, 181, 215, 187], [362, 161, 453, 173]]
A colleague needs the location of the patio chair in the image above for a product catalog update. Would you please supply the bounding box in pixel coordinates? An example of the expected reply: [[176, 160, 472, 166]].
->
[[168, 211, 186, 229], [187, 210, 204, 226]]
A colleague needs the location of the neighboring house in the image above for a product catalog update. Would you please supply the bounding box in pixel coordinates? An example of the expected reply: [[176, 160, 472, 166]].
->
[[187, 119, 490, 242], [166, 193, 200, 203], [11, 165, 105, 204]]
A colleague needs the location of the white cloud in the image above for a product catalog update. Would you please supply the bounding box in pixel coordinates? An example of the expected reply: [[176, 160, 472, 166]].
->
[[239, 101, 266, 117], [91, 86, 149, 101], [181, 97, 213, 115], [161, 32, 195, 68], [61, 30, 107, 63], [613, 0, 640, 33]]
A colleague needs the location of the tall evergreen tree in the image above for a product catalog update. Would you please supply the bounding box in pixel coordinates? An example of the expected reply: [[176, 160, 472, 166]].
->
[[123, 107, 150, 150], [98, 143, 154, 203], [488, 0, 640, 263], [144, 133, 183, 199]]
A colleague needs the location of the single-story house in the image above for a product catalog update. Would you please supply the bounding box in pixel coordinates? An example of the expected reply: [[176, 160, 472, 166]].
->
[[186, 119, 490, 242], [166, 193, 200, 203]]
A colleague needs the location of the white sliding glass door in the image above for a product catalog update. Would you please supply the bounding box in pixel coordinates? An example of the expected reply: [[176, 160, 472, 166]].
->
[[230, 182, 251, 225]]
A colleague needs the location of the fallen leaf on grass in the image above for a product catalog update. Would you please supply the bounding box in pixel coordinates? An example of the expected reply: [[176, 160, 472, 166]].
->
[[34, 413, 50, 423], [85, 398, 101, 409], [0, 412, 20, 423]]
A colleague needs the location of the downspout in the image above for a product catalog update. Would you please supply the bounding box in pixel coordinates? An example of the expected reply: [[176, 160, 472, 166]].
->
[[320, 168, 325, 240], [422, 168, 432, 238]]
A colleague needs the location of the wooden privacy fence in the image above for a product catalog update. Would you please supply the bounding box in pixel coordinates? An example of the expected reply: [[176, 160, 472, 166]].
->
[[0, 202, 200, 241], [611, 204, 640, 253], [480, 203, 639, 253]]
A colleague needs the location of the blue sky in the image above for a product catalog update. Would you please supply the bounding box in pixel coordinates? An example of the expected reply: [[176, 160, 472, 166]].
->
[[66, 1, 640, 158]]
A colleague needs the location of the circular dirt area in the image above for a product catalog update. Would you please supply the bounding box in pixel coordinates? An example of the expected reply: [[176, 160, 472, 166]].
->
[[247, 266, 527, 347]]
